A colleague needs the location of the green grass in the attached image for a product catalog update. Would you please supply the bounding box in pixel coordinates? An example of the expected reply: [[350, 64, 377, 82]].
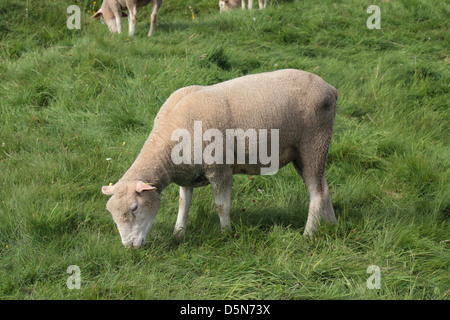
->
[[0, 0, 449, 300]]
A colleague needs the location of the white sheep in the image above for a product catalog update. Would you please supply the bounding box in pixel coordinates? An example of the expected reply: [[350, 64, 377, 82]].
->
[[102, 69, 338, 248], [219, 0, 268, 12], [91, 0, 162, 36]]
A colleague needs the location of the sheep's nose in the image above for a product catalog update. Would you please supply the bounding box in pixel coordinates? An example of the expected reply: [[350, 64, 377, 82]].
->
[[122, 237, 145, 248], [137, 238, 145, 247], [133, 238, 145, 248], [122, 240, 133, 248]]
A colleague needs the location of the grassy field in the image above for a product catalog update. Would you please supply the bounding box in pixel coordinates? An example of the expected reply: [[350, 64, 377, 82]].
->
[[0, 0, 448, 300]]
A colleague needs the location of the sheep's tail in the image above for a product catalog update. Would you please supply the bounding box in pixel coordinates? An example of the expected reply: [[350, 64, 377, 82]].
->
[[329, 85, 338, 101]]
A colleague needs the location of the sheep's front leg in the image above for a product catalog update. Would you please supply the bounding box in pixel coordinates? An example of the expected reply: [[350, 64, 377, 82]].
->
[[174, 186, 193, 238]]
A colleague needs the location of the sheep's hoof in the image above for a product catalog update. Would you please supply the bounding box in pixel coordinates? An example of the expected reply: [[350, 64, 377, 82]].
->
[[220, 225, 233, 235], [173, 228, 186, 239], [303, 228, 315, 237]]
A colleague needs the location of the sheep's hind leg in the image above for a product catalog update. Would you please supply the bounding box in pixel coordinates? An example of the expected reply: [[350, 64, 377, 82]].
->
[[303, 180, 335, 236], [213, 188, 232, 232], [293, 151, 335, 236], [174, 186, 193, 238], [208, 168, 233, 232]]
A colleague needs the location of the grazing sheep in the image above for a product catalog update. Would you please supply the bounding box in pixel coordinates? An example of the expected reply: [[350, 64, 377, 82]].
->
[[102, 69, 338, 248], [219, 0, 242, 11], [91, 0, 162, 36], [219, 0, 268, 12]]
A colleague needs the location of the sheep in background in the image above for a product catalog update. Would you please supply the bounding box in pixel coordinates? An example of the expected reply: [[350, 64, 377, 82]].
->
[[91, 0, 162, 36], [219, 0, 242, 12], [219, 0, 268, 12], [101, 69, 338, 248]]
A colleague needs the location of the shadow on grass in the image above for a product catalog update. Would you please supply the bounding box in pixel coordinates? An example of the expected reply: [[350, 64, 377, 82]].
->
[[233, 206, 308, 231]]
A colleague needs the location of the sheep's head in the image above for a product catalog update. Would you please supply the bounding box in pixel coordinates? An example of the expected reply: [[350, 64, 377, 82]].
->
[[91, 4, 128, 33], [219, 0, 235, 12], [219, 0, 226, 11], [101, 180, 160, 248]]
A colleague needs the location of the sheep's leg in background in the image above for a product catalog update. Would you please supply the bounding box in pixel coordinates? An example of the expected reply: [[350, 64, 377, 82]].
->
[[242, 0, 246, 10], [248, 0, 253, 10], [148, 0, 161, 37], [109, 3, 123, 33], [258, 0, 267, 9], [126, 0, 137, 36], [174, 186, 193, 238]]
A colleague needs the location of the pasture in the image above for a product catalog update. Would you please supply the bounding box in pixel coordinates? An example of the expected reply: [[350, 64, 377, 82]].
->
[[0, 0, 449, 299]]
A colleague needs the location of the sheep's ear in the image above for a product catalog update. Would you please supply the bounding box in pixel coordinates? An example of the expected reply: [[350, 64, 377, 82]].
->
[[91, 9, 103, 19], [102, 185, 115, 196], [136, 181, 156, 193]]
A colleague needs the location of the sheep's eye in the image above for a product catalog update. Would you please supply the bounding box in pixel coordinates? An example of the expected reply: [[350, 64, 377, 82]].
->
[[130, 203, 138, 214]]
